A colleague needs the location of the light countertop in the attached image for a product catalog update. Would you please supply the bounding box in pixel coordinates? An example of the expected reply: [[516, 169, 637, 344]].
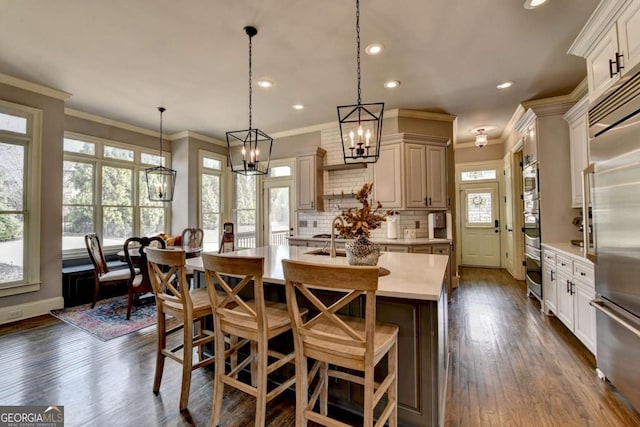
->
[[542, 242, 592, 263], [288, 235, 451, 245], [187, 245, 448, 301]]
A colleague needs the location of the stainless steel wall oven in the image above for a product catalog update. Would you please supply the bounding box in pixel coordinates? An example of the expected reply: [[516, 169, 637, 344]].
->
[[523, 162, 542, 301]]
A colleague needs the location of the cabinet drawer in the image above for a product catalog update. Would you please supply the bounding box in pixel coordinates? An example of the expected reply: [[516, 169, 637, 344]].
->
[[573, 261, 594, 284], [542, 249, 556, 264], [431, 244, 450, 255], [556, 255, 573, 274]]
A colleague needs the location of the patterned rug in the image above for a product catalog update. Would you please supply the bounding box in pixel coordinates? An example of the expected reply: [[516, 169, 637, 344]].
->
[[50, 295, 158, 341]]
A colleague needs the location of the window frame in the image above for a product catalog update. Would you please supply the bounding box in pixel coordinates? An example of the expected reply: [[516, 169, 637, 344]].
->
[[198, 150, 227, 252], [0, 100, 42, 296], [62, 131, 171, 259]]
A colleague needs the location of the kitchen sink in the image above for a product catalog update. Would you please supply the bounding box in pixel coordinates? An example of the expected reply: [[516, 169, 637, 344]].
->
[[305, 248, 347, 257]]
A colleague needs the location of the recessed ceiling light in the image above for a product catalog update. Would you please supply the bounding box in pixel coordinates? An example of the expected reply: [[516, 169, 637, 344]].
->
[[257, 79, 273, 88], [524, 0, 548, 9], [292, 104, 304, 110], [384, 80, 401, 89], [365, 43, 384, 55], [497, 81, 514, 90]]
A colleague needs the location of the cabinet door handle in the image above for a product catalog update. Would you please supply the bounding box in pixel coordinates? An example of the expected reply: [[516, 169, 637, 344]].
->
[[610, 58, 617, 78], [311, 201, 314, 209], [570, 281, 575, 296], [609, 52, 625, 78], [567, 279, 570, 294], [550, 270, 555, 281]]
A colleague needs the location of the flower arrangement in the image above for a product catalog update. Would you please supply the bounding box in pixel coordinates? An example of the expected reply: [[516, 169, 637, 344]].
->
[[335, 183, 387, 239]]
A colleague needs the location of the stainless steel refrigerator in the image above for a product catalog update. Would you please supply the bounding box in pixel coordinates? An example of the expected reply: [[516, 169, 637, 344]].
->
[[586, 67, 640, 413]]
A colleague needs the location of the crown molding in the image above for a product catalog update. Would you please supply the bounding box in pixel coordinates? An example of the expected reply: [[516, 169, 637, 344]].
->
[[65, 108, 160, 138], [0, 72, 71, 101], [170, 130, 226, 146], [563, 95, 590, 121], [381, 132, 450, 145], [501, 104, 527, 142], [568, 0, 632, 57], [270, 122, 331, 139], [390, 108, 457, 122]]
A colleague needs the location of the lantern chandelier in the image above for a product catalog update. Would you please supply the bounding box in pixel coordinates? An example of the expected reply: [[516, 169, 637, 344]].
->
[[226, 25, 273, 175], [475, 129, 488, 148], [145, 107, 177, 202], [337, 0, 384, 165]]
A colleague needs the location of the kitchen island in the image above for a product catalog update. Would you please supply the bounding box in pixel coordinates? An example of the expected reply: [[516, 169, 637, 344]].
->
[[187, 245, 449, 427]]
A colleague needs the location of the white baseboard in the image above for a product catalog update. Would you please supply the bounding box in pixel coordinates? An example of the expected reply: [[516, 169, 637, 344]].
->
[[0, 297, 64, 325]]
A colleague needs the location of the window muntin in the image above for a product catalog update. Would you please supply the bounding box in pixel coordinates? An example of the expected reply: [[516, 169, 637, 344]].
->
[[62, 133, 170, 255]]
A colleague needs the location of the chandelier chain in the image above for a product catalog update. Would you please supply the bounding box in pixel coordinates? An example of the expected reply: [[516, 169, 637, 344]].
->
[[158, 107, 164, 160], [356, 0, 361, 105], [248, 33, 253, 130]]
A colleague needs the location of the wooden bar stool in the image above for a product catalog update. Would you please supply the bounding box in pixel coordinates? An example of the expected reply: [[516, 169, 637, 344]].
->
[[146, 247, 216, 412], [202, 253, 304, 427], [282, 259, 399, 427]]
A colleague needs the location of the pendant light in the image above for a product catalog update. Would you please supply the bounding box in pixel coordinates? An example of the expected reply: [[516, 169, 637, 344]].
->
[[475, 129, 488, 148], [337, 0, 384, 165], [226, 26, 273, 176], [145, 107, 177, 202]]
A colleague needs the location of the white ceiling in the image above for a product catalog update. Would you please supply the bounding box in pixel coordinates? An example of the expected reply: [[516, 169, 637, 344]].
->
[[0, 0, 599, 145]]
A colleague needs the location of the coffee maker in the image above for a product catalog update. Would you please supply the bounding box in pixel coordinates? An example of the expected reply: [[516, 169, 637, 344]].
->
[[428, 212, 452, 240]]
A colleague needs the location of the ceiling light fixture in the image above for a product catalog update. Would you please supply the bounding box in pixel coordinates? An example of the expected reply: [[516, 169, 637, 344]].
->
[[292, 104, 304, 110], [226, 26, 273, 176], [475, 129, 488, 148], [365, 43, 384, 55], [257, 79, 273, 88], [337, 0, 384, 165], [524, 0, 548, 9], [497, 81, 514, 90], [384, 80, 401, 89], [145, 107, 177, 202]]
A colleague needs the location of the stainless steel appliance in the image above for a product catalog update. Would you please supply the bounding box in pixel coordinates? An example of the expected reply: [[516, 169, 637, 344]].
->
[[585, 67, 640, 413], [523, 162, 542, 301]]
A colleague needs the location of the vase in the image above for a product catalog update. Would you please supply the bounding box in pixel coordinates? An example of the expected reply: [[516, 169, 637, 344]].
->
[[345, 235, 381, 266]]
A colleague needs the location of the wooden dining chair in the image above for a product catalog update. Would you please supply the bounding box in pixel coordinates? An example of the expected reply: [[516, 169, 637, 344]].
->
[[282, 259, 399, 427], [202, 253, 304, 427], [146, 247, 216, 412], [85, 233, 130, 309], [181, 227, 204, 284], [122, 236, 165, 320]]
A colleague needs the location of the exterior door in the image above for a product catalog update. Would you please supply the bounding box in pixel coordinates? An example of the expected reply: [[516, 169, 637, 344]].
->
[[460, 182, 501, 267], [264, 180, 293, 246]]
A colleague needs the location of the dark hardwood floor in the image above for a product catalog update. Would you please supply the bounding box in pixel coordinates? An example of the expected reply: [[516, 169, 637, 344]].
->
[[1, 267, 638, 426]]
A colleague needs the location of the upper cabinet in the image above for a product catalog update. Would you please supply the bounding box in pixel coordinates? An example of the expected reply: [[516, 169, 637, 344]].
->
[[373, 133, 449, 211], [563, 96, 590, 208], [296, 148, 326, 211], [570, 0, 640, 102]]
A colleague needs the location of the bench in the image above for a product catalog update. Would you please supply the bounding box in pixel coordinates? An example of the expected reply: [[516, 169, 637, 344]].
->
[[62, 258, 129, 307]]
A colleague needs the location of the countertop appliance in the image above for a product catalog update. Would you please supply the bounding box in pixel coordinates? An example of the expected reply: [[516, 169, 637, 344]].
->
[[523, 162, 542, 302], [585, 66, 640, 413]]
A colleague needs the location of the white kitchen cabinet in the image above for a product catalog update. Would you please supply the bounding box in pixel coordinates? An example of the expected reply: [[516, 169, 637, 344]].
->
[[571, 0, 640, 102], [373, 133, 449, 211], [383, 245, 410, 253], [296, 148, 325, 211], [373, 143, 402, 208], [404, 143, 447, 209], [542, 248, 557, 315], [564, 97, 590, 208], [542, 244, 596, 354]]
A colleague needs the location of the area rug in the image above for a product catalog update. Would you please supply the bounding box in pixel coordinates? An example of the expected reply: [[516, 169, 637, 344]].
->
[[50, 295, 158, 341]]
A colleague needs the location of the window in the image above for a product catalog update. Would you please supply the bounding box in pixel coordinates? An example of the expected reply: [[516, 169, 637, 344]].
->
[[62, 133, 169, 256], [234, 174, 257, 249], [466, 192, 493, 225], [461, 169, 497, 181], [200, 153, 225, 251], [0, 101, 41, 294]]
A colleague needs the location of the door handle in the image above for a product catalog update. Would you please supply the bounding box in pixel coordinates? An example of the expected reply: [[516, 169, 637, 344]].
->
[[550, 270, 555, 281]]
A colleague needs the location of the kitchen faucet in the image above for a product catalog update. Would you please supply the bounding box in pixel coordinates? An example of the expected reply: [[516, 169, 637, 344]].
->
[[330, 216, 344, 258]]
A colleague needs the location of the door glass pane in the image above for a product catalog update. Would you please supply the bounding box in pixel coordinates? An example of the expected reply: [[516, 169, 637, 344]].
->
[[234, 175, 256, 248], [269, 166, 292, 177], [102, 166, 132, 205], [203, 157, 222, 170], [0, 213, 24, 283], [466, 192, 492, 225], [202, 173, 221, 250], [269, 187, 289, 245]]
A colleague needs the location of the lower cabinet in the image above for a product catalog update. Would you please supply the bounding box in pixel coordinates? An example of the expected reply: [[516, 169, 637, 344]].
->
[[541, 246, 596, 354]]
